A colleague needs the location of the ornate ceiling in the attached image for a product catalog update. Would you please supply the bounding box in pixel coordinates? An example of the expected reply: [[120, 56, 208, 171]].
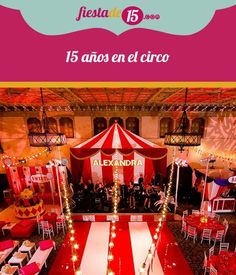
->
[[0, 87, 235, 113]]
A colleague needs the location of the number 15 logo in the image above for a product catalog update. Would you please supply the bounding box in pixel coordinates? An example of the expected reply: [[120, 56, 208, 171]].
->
[[122, 6, 144, 25]]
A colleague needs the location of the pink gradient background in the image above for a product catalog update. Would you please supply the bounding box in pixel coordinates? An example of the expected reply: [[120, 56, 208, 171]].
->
[[0, 6, 236, 82]]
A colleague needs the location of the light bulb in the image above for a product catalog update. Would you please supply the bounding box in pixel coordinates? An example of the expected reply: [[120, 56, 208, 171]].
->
[[107, 268, 114, 275], [109, 242, 114, 248], [74, 243, 79, 249], [72, 255, 77, 262], [148, 252, 152, 259], [75, 268, 82, 275], [108, 252, 114, 261]]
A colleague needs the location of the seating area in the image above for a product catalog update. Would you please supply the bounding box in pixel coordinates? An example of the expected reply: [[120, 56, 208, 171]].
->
[[178, 208, 236, 274], [37, 212, 67, 240], [0, 240, 55, 275], [183, 210, 228, 245], [0, 240, 19, 266]]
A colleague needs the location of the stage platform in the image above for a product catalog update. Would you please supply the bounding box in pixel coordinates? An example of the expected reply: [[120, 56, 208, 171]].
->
[[0, 203, 182, 224], [72, 213, 182, 222]]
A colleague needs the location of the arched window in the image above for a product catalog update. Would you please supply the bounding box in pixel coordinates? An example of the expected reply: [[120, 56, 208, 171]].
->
[[59, 117, 74, 138], [160, 117, 173, 138], [126, 117, 139, 135], [47, 117, 58, 134], [191, 118, 205, 137], [109, 117, 123, 127], [94, 117, 107, 135], [27, 118, 41, 133]]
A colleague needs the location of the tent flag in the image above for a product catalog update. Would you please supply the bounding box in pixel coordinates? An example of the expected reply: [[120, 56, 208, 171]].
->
[[205, 180, 228, 201], [70, 123, 167, 185], [192, 169, 231, 201]]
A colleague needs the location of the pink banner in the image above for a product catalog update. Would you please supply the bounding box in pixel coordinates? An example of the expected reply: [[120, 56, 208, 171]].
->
[[0, 5, 236, 81]]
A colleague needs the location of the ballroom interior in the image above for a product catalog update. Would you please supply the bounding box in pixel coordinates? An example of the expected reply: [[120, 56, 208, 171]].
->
[[0, 87, 235, 275]]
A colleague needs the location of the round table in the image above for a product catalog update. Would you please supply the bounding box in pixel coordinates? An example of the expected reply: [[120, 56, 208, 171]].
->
[[185, 214, 225, 234]]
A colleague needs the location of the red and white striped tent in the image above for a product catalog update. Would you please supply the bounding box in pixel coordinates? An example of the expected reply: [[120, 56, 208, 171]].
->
[[70, 123, 167, 185]]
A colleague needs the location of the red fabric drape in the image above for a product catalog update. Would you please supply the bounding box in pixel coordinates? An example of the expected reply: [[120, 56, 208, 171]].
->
[[101, 152, 113, 184], [123, 153, 134, 184]]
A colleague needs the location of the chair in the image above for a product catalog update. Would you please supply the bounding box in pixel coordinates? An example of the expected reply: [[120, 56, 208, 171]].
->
[[36, 215, 43, 235], [209, 264, 218, 275], [203, 250, 211, 275], [201, 229, 212, 245], [41, 221, 54, 240], [219, 242, 229, 253], [192, 209, 200, 215], [214, 214, 220, 221], [182, 210, 188, 221], [209, 246, 214, 257], [186, 226, 197, 243], [51, 208, 60, 215], [56, 214, 67, 234], [211, 230, 224, 246], [208, 212, 215, 218], [183, 210, 188, 216], [223, 222, 229, 242], [181, 220, 187, 238]]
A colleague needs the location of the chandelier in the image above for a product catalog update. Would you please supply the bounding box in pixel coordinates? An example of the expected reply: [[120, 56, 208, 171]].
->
[[28, 88, 66, 149], [164, 89, 201, 152]]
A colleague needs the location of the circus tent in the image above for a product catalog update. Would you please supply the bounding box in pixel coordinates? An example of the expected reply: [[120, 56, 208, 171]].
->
[[70, 123, 167, 185]]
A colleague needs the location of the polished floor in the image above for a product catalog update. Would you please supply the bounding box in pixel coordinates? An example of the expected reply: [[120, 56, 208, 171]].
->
[[49, 221, 192, 275]]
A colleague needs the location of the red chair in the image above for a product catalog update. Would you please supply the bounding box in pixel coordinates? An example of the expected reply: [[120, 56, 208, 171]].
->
[[219, 242, 229, 253], [186, 226, 197, 243], [181, 220, 187, 238], [201, 229, 212, 245], [209, 264, 218, 275], [41, 221, 54, 240], [211, 230, 224, 246], [56, 214, 67, 234], [209, 245, 214, 257], [203, 250, 211, 275]]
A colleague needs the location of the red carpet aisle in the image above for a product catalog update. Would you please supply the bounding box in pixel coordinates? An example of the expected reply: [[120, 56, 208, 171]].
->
[[49, 222, 193, 275]]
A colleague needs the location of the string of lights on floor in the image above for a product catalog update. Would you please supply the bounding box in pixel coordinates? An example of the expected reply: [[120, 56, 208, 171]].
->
[[107, 151, 119, 275], [61, 170, 81, 275], [139, 150, 176, 275]]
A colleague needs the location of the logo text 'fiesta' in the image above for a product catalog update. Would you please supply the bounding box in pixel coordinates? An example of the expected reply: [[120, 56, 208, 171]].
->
[[76, 6, 160, 25], [76, 6, 121, 21]]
